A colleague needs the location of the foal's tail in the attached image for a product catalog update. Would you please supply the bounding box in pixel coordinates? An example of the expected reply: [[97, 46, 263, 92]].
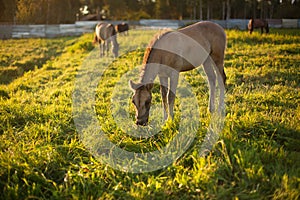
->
[[93, 33, 99, 44]]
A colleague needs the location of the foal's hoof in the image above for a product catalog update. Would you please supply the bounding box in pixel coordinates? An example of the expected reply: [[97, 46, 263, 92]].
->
[[136, 121, 148, 126], [208, 106, 215, 113]]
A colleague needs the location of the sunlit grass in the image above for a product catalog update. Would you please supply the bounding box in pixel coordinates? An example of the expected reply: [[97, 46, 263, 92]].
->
[[0, 28, 299, 199]]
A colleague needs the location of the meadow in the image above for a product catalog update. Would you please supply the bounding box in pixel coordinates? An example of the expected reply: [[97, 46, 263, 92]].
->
[[0, 27, 299, 199]]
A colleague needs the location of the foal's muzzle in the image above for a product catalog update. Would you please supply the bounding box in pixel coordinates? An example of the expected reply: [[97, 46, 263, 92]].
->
[[136, 114, 149, 126], [136, 120, 148, 126]]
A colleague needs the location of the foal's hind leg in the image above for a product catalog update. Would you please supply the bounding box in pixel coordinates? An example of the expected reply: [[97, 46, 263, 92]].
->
[[203, 58, 216, 113], [99, 42, 102, 57], [100, 41, 104, 57], [215, 64, 226, 113], [208, 55, 226, 113], [106, 39, 111, 56]]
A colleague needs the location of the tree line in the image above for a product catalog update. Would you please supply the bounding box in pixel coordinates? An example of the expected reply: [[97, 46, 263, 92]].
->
[[0, 0, 299, 24]]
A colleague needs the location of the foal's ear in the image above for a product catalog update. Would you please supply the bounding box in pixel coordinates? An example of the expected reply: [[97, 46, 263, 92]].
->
[[129, 80, 141, 91]]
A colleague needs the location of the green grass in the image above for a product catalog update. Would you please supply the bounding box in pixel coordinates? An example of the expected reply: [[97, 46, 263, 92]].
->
[[0, 29, 299, 199]]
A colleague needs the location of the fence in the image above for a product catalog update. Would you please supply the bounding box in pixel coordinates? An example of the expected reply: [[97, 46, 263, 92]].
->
[[1, 19, 299, 39]]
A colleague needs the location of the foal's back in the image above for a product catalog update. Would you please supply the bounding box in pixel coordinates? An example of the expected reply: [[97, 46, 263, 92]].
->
[[179, 21, 226, 52], [96, 23, 115, 41], [181, 21, 226, 68], [147, 21, 226, 73]]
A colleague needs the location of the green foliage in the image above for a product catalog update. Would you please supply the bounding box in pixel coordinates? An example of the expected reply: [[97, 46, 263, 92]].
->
[[14, 0, 80, 24], [0, 0, 17, 22], [67, 35, 94, 53], [0, 29, 299, 199], [2, 0, 300, 23], [127, 10, 152, 20]]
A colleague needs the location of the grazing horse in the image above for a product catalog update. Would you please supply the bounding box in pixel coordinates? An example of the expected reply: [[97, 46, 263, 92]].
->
[[93, 22, 119, 58], [248, 19, 269, 34], [129, 21, 226, 126], [115, 23, 129, 36]]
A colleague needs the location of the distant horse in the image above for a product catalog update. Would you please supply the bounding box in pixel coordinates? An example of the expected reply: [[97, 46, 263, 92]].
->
[[115, 23, 129, 36], [129, 21, 226, 126], [248, 19, 269, 34], [93, 22, 119, 58]]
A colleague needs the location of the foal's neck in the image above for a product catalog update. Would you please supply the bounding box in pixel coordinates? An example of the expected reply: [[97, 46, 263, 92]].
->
[[111, 35, 118, 46], [140, 63, 159, 86]]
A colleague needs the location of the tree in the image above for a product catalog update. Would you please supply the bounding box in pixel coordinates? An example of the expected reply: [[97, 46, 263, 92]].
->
[[226, 0, 231, 19], [48, 0, 80, 23], [125, 0, 152, 20], [139, 0, 156, 19], [16, 0, 43, 24], [4, 0, 300, 24], [155, 0, 172, 19], [0, 0, 17, 23], [275, 0, 300, 18], [15, 0, 81, 24], [103, 0, 127, 20]]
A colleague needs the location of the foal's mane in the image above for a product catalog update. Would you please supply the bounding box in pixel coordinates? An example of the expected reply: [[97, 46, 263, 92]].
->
[[139, 30, 172, 82], [142, 29, 172, 65]]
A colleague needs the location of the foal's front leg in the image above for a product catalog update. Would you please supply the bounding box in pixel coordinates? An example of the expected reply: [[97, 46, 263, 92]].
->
[[159, 76, 168, 120], [168, 72, 179, 119]]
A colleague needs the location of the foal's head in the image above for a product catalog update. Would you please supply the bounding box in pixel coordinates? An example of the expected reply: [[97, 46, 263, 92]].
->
[[129, 80, 153, 126]]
